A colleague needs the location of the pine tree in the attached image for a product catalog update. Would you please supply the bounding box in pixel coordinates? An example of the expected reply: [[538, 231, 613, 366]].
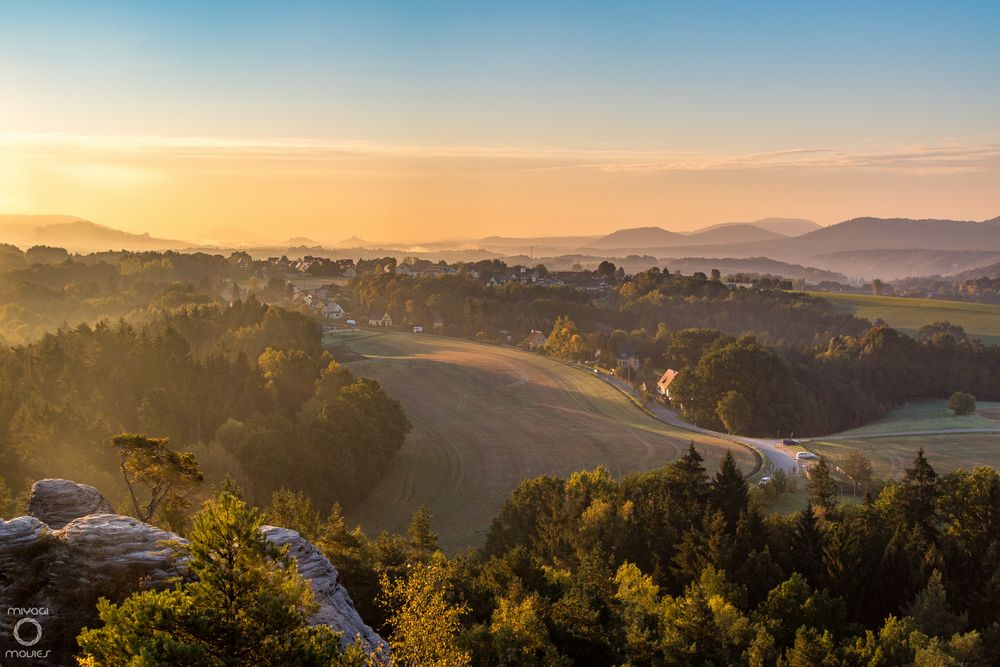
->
[[408, 505, 439, 559], [898, 448, 939, 535], [78, 491, 357, 666], [907, 570, 967, 637], [711, 451, 749, 530], [263, 488, 321, 541], [791, 504, 825, 586], [669, 442, 711, 509]]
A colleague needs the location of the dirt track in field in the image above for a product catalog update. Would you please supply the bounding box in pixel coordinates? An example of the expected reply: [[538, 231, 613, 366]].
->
[[330, 332, 754, 551]]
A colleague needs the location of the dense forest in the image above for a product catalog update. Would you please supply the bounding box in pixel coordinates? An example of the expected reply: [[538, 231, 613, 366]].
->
[[119, 446, 997, 665], [0, 245, 259, 344], [0, 299, 409, 518]]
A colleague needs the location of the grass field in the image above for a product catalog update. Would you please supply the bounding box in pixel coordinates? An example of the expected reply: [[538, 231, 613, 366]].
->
[[807, 291, 1000, 345], [325, 331, 754, 551], [809, 433, 1000, 479], [806, 399, 1000, 479], [825, 399, 1000, 437]]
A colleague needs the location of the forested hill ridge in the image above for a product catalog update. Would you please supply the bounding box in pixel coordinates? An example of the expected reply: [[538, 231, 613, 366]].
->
[[0, 299, 410, 520]]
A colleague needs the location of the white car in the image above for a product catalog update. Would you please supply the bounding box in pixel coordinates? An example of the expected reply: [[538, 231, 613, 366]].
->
[[795, 451, 818, 461]]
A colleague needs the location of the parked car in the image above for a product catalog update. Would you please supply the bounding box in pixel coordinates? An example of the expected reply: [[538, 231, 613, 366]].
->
[[782, 439, 800, 446], [796, 451, 818, 461]]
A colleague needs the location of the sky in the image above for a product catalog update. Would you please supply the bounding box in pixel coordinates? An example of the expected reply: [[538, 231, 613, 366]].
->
[[1, 1, 998, 243]]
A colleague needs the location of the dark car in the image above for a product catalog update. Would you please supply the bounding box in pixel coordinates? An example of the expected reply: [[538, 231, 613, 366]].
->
[[782, 439, 800, 446]]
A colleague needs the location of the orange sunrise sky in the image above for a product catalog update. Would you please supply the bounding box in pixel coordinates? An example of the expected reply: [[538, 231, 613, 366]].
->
[[2, 2, 998, 243]]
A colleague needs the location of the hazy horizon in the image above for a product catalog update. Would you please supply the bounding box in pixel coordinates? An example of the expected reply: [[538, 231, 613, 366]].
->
[[2, 2, 998, 241]]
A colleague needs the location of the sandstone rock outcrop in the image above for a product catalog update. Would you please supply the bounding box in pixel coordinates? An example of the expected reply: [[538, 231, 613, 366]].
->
[[263, 525, 389, 654], [0, 479, 385, 664], [26, 478, 113, 529]]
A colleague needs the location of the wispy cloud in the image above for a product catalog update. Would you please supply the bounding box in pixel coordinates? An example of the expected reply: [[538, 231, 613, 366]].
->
[[2, 133, 999, 176], [593, 144, 1000, 175]]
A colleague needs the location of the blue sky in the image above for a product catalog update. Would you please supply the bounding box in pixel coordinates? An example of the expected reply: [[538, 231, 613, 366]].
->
[[0, 1, 997, 239], [4, 1, 997, 147]]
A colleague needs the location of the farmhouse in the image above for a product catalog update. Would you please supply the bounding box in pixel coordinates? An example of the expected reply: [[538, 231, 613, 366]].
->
[[323, 302, 345, 320], [368, 312, 393, 327], [523, 330, 547, 350], [656, 369, 679, 398]]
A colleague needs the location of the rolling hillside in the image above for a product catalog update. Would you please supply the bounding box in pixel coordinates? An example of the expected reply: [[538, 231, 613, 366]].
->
[[327, 331, 754, 551], [809, 291, 1000, 344]]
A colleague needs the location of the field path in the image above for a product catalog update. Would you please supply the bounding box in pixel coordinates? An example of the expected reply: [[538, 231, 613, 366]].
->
[[328, 332, 753, 551]]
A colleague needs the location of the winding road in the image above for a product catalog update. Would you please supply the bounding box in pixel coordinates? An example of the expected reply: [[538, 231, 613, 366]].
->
[[594, 372, 801, 475]]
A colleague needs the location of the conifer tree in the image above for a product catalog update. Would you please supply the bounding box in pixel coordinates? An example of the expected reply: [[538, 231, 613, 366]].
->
[[898, 448, 939, 535], [711, 451, 749, 530], [78, 491, 356, 666]]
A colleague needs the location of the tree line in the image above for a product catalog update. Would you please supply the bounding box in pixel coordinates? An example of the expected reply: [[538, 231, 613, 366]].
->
[[0, 298, 409, 521], [67, 446, 1000, 665]]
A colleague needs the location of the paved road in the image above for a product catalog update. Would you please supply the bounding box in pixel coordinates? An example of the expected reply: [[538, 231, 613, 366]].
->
[[594, 371, 803, 475], [595, 371, 1000, 476]]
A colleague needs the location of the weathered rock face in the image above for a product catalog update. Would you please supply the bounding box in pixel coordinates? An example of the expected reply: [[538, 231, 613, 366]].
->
[[0, 479, 385, 665], [263, 526, 389, 654], [26, 478, 113, 529]]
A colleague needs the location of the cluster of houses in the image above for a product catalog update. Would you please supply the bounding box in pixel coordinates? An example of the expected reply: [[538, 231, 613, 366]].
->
[[268, 256, 357, 278], [486, 268, 610, 291], [291, 283, 348, 321]]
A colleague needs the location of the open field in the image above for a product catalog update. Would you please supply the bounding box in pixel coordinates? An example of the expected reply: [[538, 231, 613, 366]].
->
[[807, 291, 1000, 345], [325, 331, 754, 551], [825, 399, 1000, 437], [809, 433, 1000, 479]]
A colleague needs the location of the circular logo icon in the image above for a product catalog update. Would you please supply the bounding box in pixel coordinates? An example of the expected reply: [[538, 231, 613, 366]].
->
[[13, 617, 43, 647]]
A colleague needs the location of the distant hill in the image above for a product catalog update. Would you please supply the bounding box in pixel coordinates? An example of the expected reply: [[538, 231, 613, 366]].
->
[[635, 217, 1000, 280], [695, 217, 821, 237], [681, 223, 787, 245], [809, 249, 1000, 282], [285, 237, 323, 247], [0, 216, 189, 252], [779, 217, 1000, 255], [590, 227, 688, 249], [339, 236, 373, 247], [944, 260, 1000, 281]]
